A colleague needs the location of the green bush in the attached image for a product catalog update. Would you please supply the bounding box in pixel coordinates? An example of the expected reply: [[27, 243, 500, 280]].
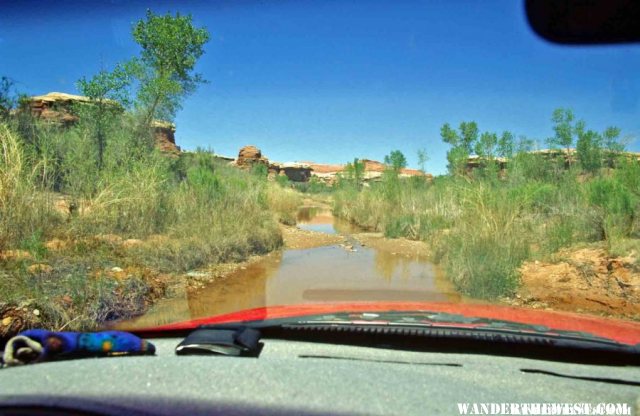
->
[[19, 231, 47, 261], [615, 157, 640, 197], [588, 177, 636, 240], [440, 232, 528, 299], [275, 173, 290, 188], [251, 163, 268, 178], [291, 176, 332, 194]]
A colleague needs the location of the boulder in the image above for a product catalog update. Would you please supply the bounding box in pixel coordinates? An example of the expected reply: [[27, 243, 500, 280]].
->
[[239, 145, 262, 160], [235, 145, 270, 169]]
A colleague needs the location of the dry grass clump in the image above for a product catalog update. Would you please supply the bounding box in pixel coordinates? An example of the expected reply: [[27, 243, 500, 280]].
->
[[266, 184, 303, 225]]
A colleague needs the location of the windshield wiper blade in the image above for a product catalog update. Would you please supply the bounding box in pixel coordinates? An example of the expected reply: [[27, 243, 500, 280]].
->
[[200, 312, 640, 366]]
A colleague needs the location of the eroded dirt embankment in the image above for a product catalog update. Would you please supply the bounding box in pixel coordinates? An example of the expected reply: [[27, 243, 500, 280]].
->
[[505, 248, 640, 321]]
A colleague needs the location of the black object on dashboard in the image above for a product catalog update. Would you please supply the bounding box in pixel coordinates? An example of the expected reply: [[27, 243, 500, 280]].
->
[[175, 328, 263, 357]]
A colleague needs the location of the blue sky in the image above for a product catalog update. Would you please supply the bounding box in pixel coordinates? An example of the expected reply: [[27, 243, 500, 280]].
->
[[1, 0, 639, 174]]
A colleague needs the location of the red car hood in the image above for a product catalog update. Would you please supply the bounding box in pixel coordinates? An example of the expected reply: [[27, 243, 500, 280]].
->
[[135, 301, 640, 345]]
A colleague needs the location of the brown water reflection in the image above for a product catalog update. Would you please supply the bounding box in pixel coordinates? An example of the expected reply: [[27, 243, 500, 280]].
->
[[119, 206, 459, 329]]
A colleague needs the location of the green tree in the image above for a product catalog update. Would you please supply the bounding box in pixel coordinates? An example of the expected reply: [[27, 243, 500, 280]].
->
[[497, 131, 515, 158], [77, 63, 133, 169], [601, 126, 624, 167], [417, 148, 429, 173], [548, 108, 575, 166], [384, 150, 407, 172], [132, 9, 210, 125], [475, 132, 498, 159], [515, 135, 536, 153], [575, 121, 602, 174], [0, 76, 17, 120], [441, 121, 478, 175], [602, 126, 623, 152], [459, 121, 479, 154], [77, 63, 134, 108], [342, 158, 365, 189]]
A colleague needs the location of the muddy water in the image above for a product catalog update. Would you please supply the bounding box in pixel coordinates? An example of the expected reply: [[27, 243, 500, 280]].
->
[[119, 206, 460, 329]]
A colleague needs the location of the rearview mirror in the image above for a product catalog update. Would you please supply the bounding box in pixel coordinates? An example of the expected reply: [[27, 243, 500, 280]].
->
[[525, 0, 640, 44]]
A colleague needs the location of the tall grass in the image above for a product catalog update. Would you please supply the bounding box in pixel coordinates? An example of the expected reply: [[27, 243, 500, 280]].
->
[[140, 154, 283, 271], [0, 124, 59, 251], [267, 183, 303, 225]]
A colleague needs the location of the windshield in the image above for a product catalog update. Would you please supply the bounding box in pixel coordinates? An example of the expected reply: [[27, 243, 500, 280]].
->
[[0, 0, 638, 340]]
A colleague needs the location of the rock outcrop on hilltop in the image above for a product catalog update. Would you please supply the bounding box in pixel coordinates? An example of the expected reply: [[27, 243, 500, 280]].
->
[[27, 92, 112, 125], [150, 120, 180, 156], [235, 145, 270, 168], [233, 145, 313, 181], [22, 92, 180, 155], [303, 160, 429, 184], [231, 145, 429, 184]]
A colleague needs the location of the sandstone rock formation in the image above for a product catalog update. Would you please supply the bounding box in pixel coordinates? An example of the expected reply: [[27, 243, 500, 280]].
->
[[233, 145, 313, 182], [150, 120, 180, 156], [235, 145, 270, 169], [26, 92, 105, 125], [23, 92, 180, 155], [465, 155, 508, 172], [303, 160, 430, 184]]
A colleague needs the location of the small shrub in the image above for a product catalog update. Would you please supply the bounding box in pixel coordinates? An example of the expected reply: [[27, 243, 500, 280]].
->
[[440, 233, 529, 299], [19, 231, 47, 260], [588, 178, 636, 240], [266, 184, 302, 225], [384, 215, 415, 239], [543, 216, 576, 254], [251, 163, 268, 178], [275, 173, 290, 188]]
